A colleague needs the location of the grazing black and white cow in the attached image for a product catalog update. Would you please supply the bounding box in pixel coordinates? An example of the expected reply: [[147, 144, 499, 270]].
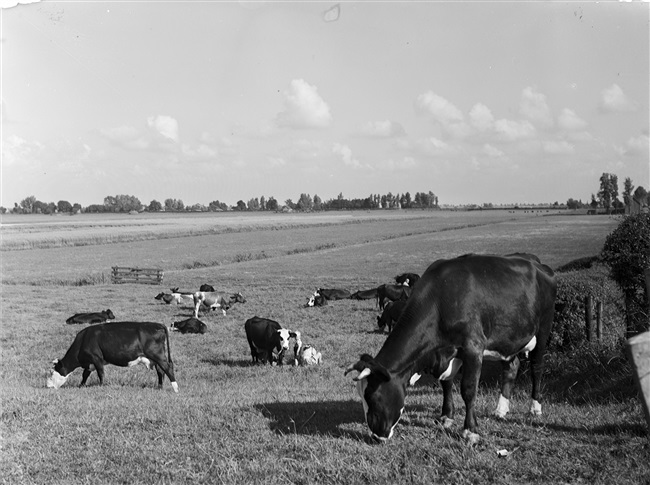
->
[[350, 288, 378, 300], [315, 288, 352, 301], [244, 316, 296, 366], [345, 253, 556, 444], [293, 331, 322, 366], [376, 284, 412, 310], [394, 273, 420, 287], [66, 309, 115, 325], [193, 292, 246, 317], [47, 321, 178, 392], [171, 317, 207, 334], [376, 300, 406, 333]]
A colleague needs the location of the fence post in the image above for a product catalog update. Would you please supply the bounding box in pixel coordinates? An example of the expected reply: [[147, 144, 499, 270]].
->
[[585, 295, 593, 342], [596, 300, 603, 341]]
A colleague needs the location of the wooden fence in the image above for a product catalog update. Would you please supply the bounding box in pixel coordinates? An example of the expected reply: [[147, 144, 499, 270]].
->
[[111, 266, 163, 285]]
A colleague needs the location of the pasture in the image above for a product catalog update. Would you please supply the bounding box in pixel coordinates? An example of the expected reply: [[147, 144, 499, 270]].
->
[[1, 210, 648, 484]]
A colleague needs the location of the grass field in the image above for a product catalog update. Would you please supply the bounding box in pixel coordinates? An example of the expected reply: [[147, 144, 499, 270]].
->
[[1, 210, 648, 484]]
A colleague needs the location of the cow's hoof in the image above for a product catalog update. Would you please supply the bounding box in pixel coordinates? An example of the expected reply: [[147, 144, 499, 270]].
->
[[441, 417, 455, 429], [529, 400, 542, 416], [171, 382, 179, 393], [462, 429, 480, 445]]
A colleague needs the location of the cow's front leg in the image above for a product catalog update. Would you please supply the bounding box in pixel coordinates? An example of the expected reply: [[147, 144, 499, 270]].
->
[[460, 352, 482, 445], [80, 368, 92, 387], [495, 356, 520, 418], [440, 379, 455, 428]]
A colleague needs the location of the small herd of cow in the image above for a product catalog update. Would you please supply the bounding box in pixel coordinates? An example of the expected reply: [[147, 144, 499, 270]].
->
[[48, 252, 557, 444]]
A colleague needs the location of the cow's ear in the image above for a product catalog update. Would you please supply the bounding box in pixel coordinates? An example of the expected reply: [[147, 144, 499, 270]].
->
[[345, 355, 391, 382]]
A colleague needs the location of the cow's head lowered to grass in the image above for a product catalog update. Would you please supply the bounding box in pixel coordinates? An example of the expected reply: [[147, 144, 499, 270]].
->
[[345, 354, 405, 442]]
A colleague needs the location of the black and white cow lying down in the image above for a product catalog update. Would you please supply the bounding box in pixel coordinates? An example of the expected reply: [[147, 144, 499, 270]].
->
[[171, 317, 207, 334], [244, 316, 296, 366], [66, 309, 115, 325], [47, 321, 178, 392], [346, 253, 556, 444]]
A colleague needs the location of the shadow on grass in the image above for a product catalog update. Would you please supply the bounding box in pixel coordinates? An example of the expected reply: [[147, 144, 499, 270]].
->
[[256, 399, 369, 440]]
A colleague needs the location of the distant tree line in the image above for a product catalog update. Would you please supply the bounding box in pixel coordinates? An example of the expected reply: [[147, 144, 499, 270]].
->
[[3, 190, 439, 214], [566, 173, 648, 213]]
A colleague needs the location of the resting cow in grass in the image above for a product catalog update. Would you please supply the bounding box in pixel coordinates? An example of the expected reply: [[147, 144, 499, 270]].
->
[[47, 321, 178, 392], [346, 253, 556, 444], [66, 309, 115, 325], [171, 317, 207, 334], [293, 331, 322, 366]]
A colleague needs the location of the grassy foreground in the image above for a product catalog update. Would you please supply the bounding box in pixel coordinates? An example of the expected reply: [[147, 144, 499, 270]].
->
[[1, 211, 648, 484]]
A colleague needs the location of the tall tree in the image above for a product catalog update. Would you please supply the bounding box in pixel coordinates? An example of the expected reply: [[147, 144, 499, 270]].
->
[[148, 200, 162, 212], [597, 173, 618, 213], [57, 200, 73, 213], [623, 177, 634, 207], [266, 197, 278, 211], [20, 195, 36, 213]]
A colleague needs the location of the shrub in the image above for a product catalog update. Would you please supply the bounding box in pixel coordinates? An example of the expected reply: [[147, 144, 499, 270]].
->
[[550, 264, 625, 352], [601, 213, 650, 336]]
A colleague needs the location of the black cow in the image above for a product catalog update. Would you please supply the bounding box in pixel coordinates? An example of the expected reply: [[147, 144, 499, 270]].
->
[[199, 284, 215, 292], [350, 288, 378, 300], [315, 288, 352, 300], [66, 309, 115, 325], [47, 321, 178, 392], [171, 317, 207, 334], [244, 316, 296, 366], [345, 253, 556, 444], [394, 273, 420, 287], [376, 300, 406, 333], [376, 284, 412, 310]]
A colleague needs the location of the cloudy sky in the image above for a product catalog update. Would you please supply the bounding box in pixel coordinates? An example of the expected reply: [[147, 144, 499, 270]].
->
[[2, 1, 648, 208]]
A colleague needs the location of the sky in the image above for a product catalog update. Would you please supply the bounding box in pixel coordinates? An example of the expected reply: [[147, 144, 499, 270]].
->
[[1, 1, 649, 208]]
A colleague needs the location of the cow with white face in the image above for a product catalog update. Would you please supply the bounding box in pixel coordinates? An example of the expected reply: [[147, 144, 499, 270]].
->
[[244, 316, 296, 366], [346, 253, 556, 444]]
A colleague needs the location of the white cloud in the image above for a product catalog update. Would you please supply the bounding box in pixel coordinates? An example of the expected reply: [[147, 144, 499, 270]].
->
[[332, 142, 363, 169], [482, 144, 504, 158], [494, 119, 536, 142], [558, 108, 588, 131], [415, 91, 471, 139], [543, 140, 574, 155], [622, 134, 649, 156], [469, 103, 495, 132], [380, 156, 417, 171], [520, 87, 553, 129], [415, 91, 464, 124], [1, 134, 43, 166], [360, 120, 406, 138], [100, 125, 149, 150], [147, 115, 179, 142], [181, 143, 217, 159], [277, 79, 332, 129], [600, 84, 637, 113]]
